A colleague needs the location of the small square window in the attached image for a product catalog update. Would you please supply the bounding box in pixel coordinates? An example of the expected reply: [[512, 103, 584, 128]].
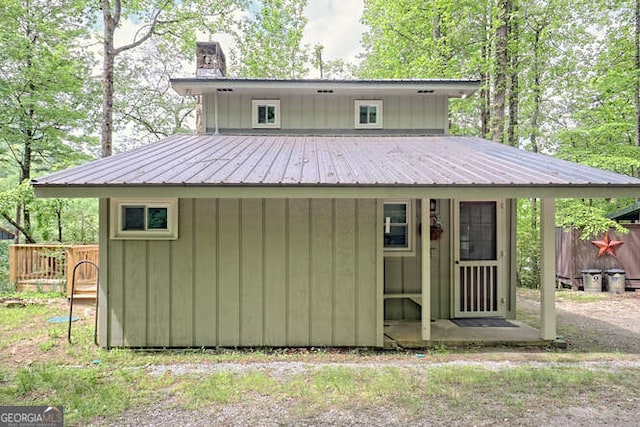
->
[[111, 199, 178, 240], [355, 100, 383, 129], [383, 200, 414, 255], [122, 206, 145, 230], [147, 207, 168, 229], [252, 100, 280, 128]]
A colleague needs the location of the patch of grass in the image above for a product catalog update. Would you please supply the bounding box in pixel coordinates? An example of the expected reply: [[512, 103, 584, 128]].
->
[[284, 366, 423, 413], [180, 371, 278, 408], [0, 290, 66, 299], [0, 303, 60, 330], [0, 364, 145, 424], [556, 291, 608, 303]]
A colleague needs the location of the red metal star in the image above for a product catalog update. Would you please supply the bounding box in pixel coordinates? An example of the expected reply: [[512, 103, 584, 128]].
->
[[591, 231, 624, 257]]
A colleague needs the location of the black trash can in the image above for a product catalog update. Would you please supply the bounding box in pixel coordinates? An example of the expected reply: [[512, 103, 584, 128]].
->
[[581, 269, 602, 292], [604, 269, 626, 294]]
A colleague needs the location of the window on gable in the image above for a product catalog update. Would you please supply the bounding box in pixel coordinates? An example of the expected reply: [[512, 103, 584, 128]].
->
[[252, 100, 280, 128], [110, 198, 178, 240], [383, 200, 414, 255], [355, 100, 383, 129]]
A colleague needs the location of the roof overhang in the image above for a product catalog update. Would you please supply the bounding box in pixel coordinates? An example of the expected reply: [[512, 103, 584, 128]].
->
[[170, 78, 480, 98], [33, 184, 640, 200]]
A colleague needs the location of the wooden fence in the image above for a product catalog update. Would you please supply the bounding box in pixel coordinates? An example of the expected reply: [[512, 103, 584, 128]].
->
[[9, 244, 99, 299], [556, 225, 640, 290]]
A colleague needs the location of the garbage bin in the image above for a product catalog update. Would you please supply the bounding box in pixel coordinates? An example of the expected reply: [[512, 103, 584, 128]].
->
[[581, 269, 602, 292], [605, 269, 626, 294]]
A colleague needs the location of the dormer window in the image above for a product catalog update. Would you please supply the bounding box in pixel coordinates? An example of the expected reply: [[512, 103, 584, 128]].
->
[[252, 100, 280, 128], [355, 100, 383, 129]]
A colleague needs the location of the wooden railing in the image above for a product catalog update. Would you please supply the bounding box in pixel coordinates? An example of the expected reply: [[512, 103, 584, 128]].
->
[[9, 244, 99, 298]]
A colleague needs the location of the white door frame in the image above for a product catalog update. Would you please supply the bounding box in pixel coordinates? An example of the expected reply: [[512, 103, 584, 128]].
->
[[452, 199, 506, 318]]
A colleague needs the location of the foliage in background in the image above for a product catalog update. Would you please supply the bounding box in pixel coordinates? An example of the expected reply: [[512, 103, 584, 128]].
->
[[231, 0, 310, 78], [516, 199, 540, 288], [0, 183, 98, 244], [113, 41, 196, 152], [556, 199, 630, 240], [97, 0, 244, 157], [0, 241, 10, 291], [0, 0, 98, 242]]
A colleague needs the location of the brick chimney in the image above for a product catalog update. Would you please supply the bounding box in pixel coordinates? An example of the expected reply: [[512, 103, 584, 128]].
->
[[196, 41, 226, 77]]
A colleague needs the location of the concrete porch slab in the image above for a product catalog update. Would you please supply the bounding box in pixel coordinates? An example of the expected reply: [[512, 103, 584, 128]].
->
[[384, 319, 556, 349]]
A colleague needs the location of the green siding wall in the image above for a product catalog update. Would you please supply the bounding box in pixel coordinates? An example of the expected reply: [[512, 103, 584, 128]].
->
[[204, 94, 448, 132], [99, 198, 381, 348]]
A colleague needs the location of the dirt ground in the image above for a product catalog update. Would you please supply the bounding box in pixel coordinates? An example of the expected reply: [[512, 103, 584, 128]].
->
[[520, 289, 640, 354]]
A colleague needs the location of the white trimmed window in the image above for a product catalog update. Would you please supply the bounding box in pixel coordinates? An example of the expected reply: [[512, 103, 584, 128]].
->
[[383, 200, 414, 255], [110, 198, 178, 240], [252, 99, 281, 128], [355, 100, 383, 129]]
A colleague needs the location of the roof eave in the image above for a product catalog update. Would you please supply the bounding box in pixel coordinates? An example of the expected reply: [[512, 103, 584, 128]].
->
[[170, 78, 480, 97], [32, 183, 640, 200]]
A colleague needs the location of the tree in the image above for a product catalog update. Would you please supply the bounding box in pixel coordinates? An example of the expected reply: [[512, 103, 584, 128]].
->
[[113, 41, 197, 150], [99, 0, 243, 157], [491, 0, 510, 142], [231, 0, 310, 78], [0, 0, 97, 241], [635, 0, 640, 149], [359, 0, 488, 79]]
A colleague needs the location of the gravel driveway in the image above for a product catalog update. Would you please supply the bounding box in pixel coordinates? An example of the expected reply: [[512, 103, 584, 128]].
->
[[93, 290, 640, 426], [520, 290, 640, 353]]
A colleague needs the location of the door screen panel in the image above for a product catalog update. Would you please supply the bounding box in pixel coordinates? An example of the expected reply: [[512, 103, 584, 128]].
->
[[459, 202, 496, 261], [454, 201, 503, 317], [459, 265, 498, 313]]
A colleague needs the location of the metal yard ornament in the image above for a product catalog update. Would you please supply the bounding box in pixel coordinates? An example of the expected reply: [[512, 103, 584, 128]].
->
[[591, 231, 624, 257]]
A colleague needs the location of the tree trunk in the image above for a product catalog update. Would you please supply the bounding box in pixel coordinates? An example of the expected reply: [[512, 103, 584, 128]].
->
[[480, 13, 491, 138], [57, 207, 63, 242], [530, 28, 542, 154], [491, 0, 510, 143], [3, 212, 35, 244], [635, 0, 640, 151], [507, 1, 519, 147], [21, 127, 32, 235], [101, 0, 117, 158]]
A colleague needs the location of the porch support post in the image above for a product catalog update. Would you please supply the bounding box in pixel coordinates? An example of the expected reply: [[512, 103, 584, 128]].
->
[[421, 198, 431, 340], [540, 198, 556, 340]]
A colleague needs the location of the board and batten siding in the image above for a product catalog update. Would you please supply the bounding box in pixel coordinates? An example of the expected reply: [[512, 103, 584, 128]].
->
[[98, 198, 382, 348], [204, 93, 448, 133]]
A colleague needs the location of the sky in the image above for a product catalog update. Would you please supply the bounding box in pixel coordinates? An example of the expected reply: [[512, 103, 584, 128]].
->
[[211, 0, 366, 75], [303, 0, 365, 62]]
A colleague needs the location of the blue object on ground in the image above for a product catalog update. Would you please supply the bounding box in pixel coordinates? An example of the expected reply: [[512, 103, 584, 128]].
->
[[48, 315, 78, 323]]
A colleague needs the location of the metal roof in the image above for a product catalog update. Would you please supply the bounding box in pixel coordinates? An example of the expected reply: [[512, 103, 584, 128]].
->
[[32, 135, 640, 197], [607, 202, 640, 221]]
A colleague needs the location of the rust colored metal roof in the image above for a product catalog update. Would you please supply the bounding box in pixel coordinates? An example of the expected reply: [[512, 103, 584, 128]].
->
[[32, 134, 640, 188]]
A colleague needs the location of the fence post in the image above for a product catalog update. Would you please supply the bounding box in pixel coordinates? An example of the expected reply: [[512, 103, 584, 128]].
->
[[66, 247, 76, 297], [9, 245, 17, 285]]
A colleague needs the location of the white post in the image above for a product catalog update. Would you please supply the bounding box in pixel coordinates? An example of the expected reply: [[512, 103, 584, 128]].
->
[[214, 91, 219, 134], [421, 198, 431, 340], [540, 198, 556, 340]]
